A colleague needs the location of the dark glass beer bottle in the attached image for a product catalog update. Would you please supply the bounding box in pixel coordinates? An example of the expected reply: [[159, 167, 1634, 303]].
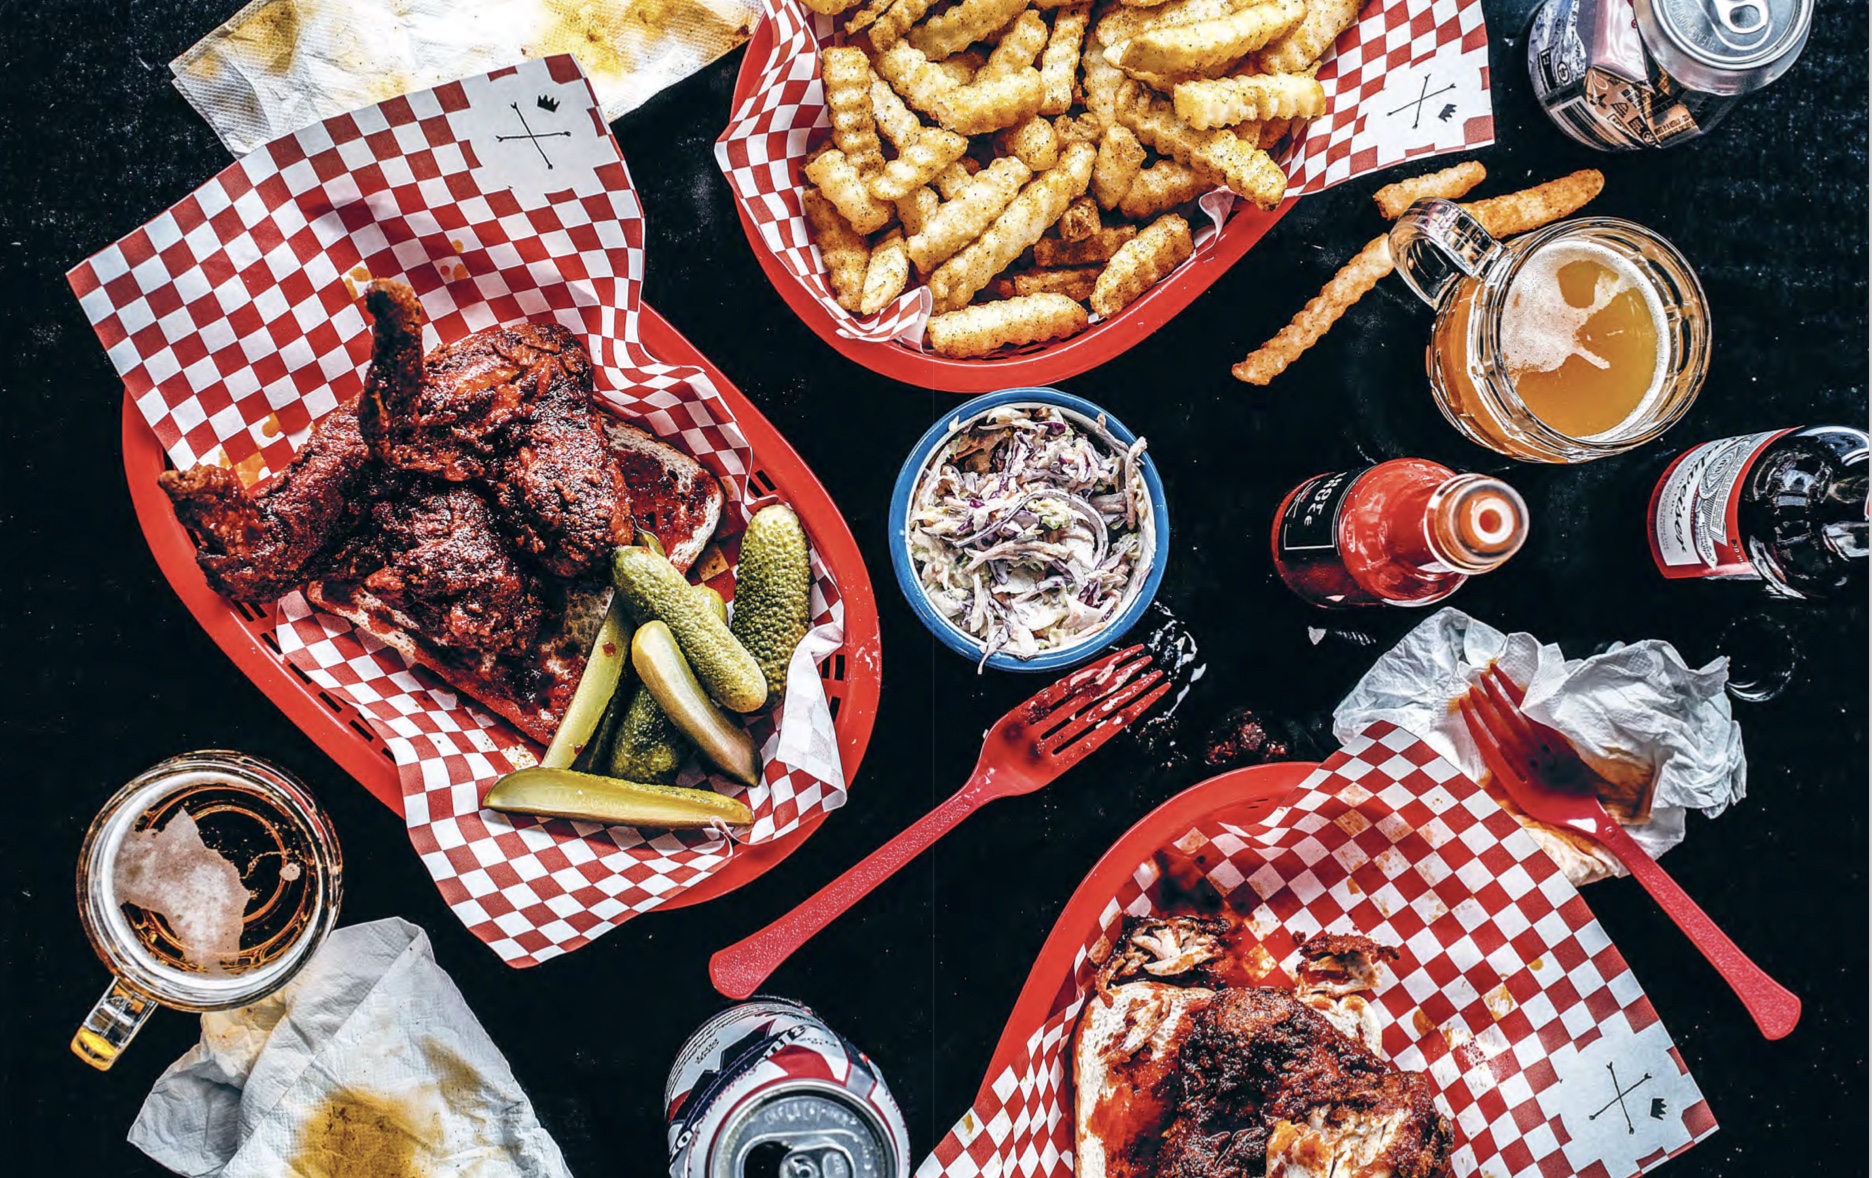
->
[[1272, 458, 1530, 608]]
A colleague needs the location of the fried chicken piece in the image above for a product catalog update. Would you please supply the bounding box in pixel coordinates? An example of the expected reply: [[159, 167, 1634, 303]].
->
[[1157, 987, 1453, 1178], [157, 401, 371, 600], [1295, 931, 1397, 997], [1102, 916, 1233, 988], [359, 280, 632, 577]]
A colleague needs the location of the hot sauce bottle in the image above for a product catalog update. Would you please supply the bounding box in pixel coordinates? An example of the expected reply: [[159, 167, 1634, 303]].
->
[[1272, 459, 1529, 608]]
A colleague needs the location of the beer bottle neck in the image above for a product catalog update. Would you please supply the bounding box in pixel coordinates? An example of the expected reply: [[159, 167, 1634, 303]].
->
[[1407, 473, 1528, 576]]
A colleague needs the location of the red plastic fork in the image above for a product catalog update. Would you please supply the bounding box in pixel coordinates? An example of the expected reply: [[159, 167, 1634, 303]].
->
[[710, 644, 1170, 999], [1460, 665, 1801, 1040]]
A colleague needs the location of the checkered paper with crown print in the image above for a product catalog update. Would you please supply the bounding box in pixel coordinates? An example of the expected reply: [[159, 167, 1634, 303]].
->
[[715, 0, 1493, 350], [68, 55, 852, 968], [916, 724, 1714, 1178]]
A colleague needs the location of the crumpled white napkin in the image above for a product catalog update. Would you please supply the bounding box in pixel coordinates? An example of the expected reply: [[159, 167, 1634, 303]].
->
[[129, 918, 572, 1178], [1332, 608, 1746, 884]]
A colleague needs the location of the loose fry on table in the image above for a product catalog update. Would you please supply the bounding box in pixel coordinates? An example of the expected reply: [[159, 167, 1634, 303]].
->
[[804, 149, 893, 233], [875, 43, 962, 117], [991, 265, 1103, 301], [869, 127, 970, 200], [907, 156, 1033, 272], [1119, 158, 1208, 219], [999, 115, 1061, 170], [928, 142, 1096, 311], [1372, 160, 1487, 220], [1059, 195, 1102, 240], [1041, 4, 1093, 115], [1092, 124, 1147, 208], [897, 185, 941, 236], [1054, 112, 1104, 143], [1091, 212, 1193, 317], [1108, 0, 1305, 76], [859, 230, 911, 314], [869, 0, 942, 48], [1033, 222, 1138, 265], [1231, 169, 1608, 385], [822, 48, 886, 177], [871, 78, 924, 149], [982, 9, 1050, 78], [1174, 72, 1325, 129], [801, 189, 872, 312], [927, 294, 1089, 357], [909, 0, 1030, 60], [932, 68, 1047, 134], [1257, 0, 1361, 73]]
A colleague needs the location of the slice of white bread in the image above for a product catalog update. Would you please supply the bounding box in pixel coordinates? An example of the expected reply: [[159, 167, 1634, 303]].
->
[[1072, 982, 1214, 1178], [601, 419, 725, 574]]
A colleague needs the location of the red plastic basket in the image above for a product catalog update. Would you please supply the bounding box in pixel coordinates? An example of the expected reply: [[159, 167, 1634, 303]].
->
[[123, 304, 882, 912], [727, 15, 1297, 394]]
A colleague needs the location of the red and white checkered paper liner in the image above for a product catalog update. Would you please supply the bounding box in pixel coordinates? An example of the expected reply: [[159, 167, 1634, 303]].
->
[[69, 55, 851, 968], [916, 724, 1714, 1178], [715, 0, 1494, 349]]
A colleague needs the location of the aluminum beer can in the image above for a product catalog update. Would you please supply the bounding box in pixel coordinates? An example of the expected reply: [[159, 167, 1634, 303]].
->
[[1526, 0, 1812, 150], [666, 999, 911, 1178]]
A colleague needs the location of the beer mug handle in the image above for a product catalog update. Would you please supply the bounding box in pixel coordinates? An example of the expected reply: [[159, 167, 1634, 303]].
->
[[1388, 198, 1503, 308], [71, 978, 156, 1071]]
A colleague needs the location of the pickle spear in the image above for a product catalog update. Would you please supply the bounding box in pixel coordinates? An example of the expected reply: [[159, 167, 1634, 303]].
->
[[612, 547, 768, 713], [632, 620, 762, 788], [484, 767, 751, 830], [541, 595, 632, 770], [606, 683, 685, 784]]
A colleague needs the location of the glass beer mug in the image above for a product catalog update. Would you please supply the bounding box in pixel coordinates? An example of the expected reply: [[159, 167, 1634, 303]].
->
[[73, 752, 342, 1070], [1389, 200, 1711, 463]]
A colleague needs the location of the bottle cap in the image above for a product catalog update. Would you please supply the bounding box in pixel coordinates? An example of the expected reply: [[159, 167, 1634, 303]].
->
[[1428, 475, 1528, 573]]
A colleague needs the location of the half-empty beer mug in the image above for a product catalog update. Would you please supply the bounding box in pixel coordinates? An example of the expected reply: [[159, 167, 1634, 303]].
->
[[1389, 200, 1710, 463], [73, 751, 342, 1070]]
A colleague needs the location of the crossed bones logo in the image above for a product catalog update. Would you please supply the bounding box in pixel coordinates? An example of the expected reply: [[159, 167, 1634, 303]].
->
[[497, 96, 573, 169]]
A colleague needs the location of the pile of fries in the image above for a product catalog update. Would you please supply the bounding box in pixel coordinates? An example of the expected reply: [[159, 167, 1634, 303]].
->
[[798, 0, 1362, 358]]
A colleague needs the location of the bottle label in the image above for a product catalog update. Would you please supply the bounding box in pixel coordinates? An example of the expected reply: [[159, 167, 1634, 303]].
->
[[1649, 429, 1793, 579], [1277, 470, 1357, 556]]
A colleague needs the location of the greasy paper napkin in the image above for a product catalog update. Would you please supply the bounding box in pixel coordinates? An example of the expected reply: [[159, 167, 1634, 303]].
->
[[174, 0, 761, 156], [130, 919, 571, 1178], [69, 55, 850, 967], [917, 724, 1712, 1178], [715, 0, 1495, 349], [1333, 608, 1747, 884]]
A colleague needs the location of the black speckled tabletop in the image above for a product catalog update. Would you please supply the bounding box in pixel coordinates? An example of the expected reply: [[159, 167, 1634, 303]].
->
[[0, 0, 1864, 1172]]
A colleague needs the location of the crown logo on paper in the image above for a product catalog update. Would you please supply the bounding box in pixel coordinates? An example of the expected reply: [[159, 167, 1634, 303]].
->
[[536, 95, 560, 113]]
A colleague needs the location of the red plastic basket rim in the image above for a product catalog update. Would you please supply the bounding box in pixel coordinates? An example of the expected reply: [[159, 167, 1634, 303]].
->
[[122, 302, 882, 914], [727, 13, 1297, 395]]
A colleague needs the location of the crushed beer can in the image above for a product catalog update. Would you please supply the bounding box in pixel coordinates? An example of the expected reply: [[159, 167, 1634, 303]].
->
[[1527, 0, 1812, 150], [667, 999, 910, 1178]]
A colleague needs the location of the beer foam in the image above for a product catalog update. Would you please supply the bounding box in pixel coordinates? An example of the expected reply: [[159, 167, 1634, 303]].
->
[[113, 809, 250, 970], [1500, 240, 1660, 378]]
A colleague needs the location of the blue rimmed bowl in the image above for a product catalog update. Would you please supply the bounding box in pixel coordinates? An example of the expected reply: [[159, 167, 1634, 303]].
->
[[889, 388, 1170, 673]]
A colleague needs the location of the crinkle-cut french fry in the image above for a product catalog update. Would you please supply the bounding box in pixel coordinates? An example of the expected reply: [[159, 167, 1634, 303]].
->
[[1054, 112, 1104, 143], [1463, 169, 1605, 236], [1033, 223, 1137, 266], [927, 294, 1089, 357], [1192, 127, 1286, 208], [909, 0, 1031, 60], [869, 0, 943, 48], [1258, 116, 1292, 149], [1115, 81, 1216, 175], [1108, 0, 1304, 76], [803, 0, 863, 14], [933, 53, 984, 86], [998, 115, 1061, 171], [897, 185, 941, 236], [871, 79, 925, 149], [822, 48, 886, 177], [846, 0, 898, 35], [1058, 194, 1101, 241], [869, 128, 971, 200], [1091, 124, 1147, 208], [1372, 160, 1487, 220], [1173, 71, 1324, 128], [908, 156, 1033, 272], [934, 161, 977, 199], [1257, 0, 1360, 73], [990, 265, 1103, 301], [982, 10, 1050, 78], [1095, 0, 1240, 56], [933, 68, 1047, 135], [875, 43, 962, 118], [804, 148, 894, 233], [928, 142, 1096, 311], [1081, 26, 1127, 130], [1118, 64, 1184, 94], [1041, 4, 1092, 115], [859, 230, 912, 314], [801, 189, 873, 312], [1118, 158, 1209, 218], [1091, 212, 1193, 317]]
